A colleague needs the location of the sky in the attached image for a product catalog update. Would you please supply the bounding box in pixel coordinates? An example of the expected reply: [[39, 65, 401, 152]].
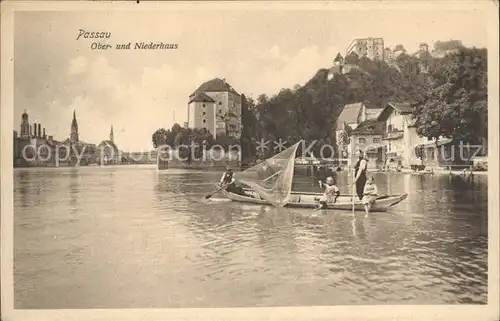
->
[[13, 7, 491, 151]]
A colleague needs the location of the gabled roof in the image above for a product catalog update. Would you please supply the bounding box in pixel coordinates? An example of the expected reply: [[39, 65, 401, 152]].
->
[[334, 52, 343, 62], [188, 92, 216, 104], [190, 78, 239, 97], [377, 102, 414, 121], [337, 102, 364, 127], [351, 119, 385, 135], [366, 108, 383, 119]]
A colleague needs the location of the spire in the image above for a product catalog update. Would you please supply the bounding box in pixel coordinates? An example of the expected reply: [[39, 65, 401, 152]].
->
[[70, 109, 79, 142], [110, 124, 114, 143]]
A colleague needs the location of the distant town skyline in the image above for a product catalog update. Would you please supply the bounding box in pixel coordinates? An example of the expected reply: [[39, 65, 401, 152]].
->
[[14, 8, 490, 151]]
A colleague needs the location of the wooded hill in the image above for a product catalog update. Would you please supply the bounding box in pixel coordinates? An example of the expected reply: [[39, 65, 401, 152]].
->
[[239, 41, 487, 159], [152, 40, 487, 162]]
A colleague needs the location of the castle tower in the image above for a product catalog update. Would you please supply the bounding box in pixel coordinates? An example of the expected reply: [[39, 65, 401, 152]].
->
[[109, 125, 114, 143], [70, 110, 79, 142], [20, 110, 31, 139]]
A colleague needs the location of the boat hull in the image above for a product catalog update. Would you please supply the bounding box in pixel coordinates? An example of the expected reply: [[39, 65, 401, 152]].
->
[[221, 189, 408, 212]]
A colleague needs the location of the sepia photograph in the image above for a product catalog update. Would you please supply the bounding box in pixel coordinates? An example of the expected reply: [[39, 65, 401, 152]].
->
[[1, 1, 499, 320]]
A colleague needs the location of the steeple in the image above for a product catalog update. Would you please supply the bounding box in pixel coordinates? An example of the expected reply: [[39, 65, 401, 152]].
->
[[110, 124, 114, 143], [70, 109, 79, 142], [20, 109, 30, 138]]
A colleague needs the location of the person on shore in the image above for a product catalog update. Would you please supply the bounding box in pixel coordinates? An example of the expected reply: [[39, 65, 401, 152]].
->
[[218, 166, 247, 196], [315, 176, 340, 209], [353, 150, 368, 201], [362, 177, 378, 217]]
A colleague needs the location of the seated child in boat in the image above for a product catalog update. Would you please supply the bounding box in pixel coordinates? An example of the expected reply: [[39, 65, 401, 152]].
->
[[362, 177, 378, 216], [316, 176, 340, 209]]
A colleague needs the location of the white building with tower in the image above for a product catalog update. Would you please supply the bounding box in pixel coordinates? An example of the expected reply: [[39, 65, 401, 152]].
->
[[187, 78, 242, 139]]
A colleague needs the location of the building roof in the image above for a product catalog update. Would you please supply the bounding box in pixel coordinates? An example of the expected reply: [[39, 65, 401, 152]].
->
[[377, 101, 414, 121], [334, 52, 343, 62], [350, 119, 385, 135], [389, 102, 414, 114], [345, 51, 360, 65], [188, 92, 216, 104], [337, 102, 364, 127], [383, 131, 404, 141], [366, 108, 383, 119], [190, 78, 239, 97]]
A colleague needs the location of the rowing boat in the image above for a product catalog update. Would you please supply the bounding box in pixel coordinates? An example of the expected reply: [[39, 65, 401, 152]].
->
[[218, 140, 407, 211], [221, 188, 408, 212]]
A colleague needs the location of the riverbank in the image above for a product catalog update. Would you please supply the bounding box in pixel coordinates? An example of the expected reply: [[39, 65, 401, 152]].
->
[[366, 168, 488, 176]]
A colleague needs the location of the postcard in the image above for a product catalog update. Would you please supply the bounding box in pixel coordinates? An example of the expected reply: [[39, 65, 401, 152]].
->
[[1, 1, 499, 320]]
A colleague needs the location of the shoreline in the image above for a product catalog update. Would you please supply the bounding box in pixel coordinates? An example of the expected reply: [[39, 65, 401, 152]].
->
[[13, 164, 489, 176], [366, 169, 488, 176]]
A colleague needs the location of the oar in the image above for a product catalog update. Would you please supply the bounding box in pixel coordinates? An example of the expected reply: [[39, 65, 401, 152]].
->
[[204, 183, 227, 199]]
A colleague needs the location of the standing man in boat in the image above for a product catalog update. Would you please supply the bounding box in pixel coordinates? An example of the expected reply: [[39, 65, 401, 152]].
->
[[353, 150, 368, 200]]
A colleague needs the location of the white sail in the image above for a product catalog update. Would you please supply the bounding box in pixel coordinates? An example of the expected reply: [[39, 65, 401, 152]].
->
[[236, 140, 302, 207]]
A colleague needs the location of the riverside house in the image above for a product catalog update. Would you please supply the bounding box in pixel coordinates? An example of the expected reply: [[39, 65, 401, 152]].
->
[[335, 101, 383, 164], [376, 101, 481, 170], [348, 119, 385, 169]]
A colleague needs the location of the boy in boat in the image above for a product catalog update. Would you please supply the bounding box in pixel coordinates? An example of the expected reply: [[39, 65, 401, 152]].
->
[[315, 176, 340, 209], [362, 176, 378, 217], [218, 166, 247, 196]]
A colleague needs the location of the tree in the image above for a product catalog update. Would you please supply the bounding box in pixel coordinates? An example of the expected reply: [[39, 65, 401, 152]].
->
[[152, 128, 169, 148], [433, 40, 464, 53], [240, 94, 257, 160], [394, 44, 406, 52], [414, 47, 487, 146]]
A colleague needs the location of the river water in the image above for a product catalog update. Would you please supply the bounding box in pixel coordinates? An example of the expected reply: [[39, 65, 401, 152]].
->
[[14, 165, 488, 308]]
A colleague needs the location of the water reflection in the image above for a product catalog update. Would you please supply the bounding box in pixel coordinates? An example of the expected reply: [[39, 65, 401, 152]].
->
[[351, 215, 367, 240], [14, 167, 488, 307], [69, 169, 80, 210]]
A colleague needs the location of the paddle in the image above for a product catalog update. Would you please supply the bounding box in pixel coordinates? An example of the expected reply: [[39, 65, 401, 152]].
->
[[204, 183, 227, 199]]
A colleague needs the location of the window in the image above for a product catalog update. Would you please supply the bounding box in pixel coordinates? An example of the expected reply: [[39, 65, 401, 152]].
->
[[202, 112, 206, 116], [202, 104, 205, 107], [219, 102, 222, 105], [388, 124, 393, 132], [373, 137, 380, 143], [358, 138, 366, 144], [203, 119, 206, 123]]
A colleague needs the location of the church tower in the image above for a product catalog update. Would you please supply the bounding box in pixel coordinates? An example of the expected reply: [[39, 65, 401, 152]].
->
[[109, 125, 114, 143], [70, 110, 79, 142], [20, 110, 31, 139]]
